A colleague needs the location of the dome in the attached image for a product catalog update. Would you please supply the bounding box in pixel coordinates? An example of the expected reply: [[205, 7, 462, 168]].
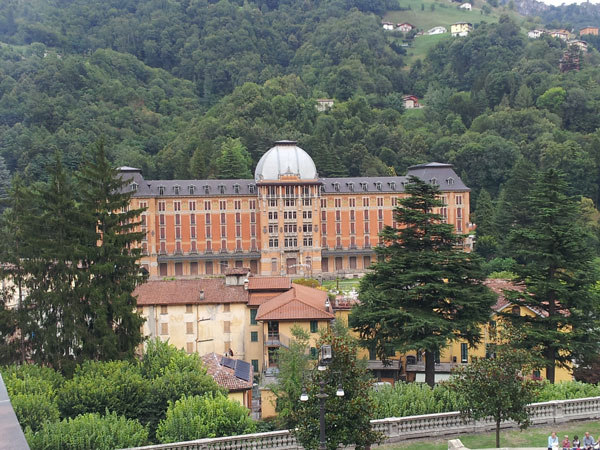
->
[[254, 141, 317, 181]]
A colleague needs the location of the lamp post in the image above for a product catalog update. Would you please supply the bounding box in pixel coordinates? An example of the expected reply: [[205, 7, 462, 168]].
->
[[299, 344, 344, 450]]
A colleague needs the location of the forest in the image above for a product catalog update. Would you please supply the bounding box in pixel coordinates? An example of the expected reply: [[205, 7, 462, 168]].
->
[[2, 1, 600, 245]]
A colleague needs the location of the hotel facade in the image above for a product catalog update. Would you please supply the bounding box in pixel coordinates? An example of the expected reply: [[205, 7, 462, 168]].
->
[[122, 141, 472, 279]]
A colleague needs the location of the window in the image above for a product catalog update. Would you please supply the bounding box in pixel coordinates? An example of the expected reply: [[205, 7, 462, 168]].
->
[[220, 200, 226, 210], [204, 201, 211, 210], [349, 198, 355, 207], [269, 238, 279, 248], [268, 211, 278, 221], [218, 185, 226, 194], [186, 342, 194, 354], [233, 184, 240, 194], [250, 309, 258, 325], [348, 182, 355, 192], [456, 195, 463, 205], [204, 185, 210, 195], [252, 359, 259, 373], [461, 343, 468, 363], [303, 224, 313, 233], [174, 185, 181, 195], [321, 210, 327, 221], [160, 322, 168, 335], [321, 199, 327, 208], [224, 303, 230, 313], [302, 210, 312, 220], [335, 210, 341, 221], [158, 201, 166, 212], [161, 305, 168, 315], [174, 201, 181, 211], [248, 184, 256, 194], [303, 236, 313, 246], [189, 201, 196, 211], [310, 320, 318, 333], [363, 197, 369, 207], [334, 198, 341, 208], [271, 258, 278, 274], [186, 322, 194, 335], [251, 331, 258, 342], [375, 182, 382, 191], [377, 197, 384, 207], [188, 185, 195, 195], [224, 321, 231, 333], [205, 261, 213, 275], [130, 182, 138, 191], [158, 186, 165, 195], [186, 304, 193, 314], [234, 200, 241, 210]]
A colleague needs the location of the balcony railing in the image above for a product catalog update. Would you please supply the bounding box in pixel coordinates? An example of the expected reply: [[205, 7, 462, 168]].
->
[[264, 332, 290, 348]]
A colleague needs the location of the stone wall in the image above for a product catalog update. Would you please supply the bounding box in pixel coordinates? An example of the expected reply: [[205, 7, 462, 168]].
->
[[123, 396, 600, 450]]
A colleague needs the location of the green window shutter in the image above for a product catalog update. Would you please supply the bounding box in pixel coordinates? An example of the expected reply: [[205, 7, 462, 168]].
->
[[310, 347, 318, 359], [251, 331, 258, 342], [310, 320, 318, 333], [250, 309, 257, 325], [252, 359, 259, 373]]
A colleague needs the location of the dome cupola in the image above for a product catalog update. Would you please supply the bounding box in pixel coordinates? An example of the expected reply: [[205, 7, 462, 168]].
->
[[254, 141, 317, 182]]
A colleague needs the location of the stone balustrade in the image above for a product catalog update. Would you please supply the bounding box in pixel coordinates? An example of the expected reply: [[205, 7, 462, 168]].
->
[[123, 396, 600, 450]]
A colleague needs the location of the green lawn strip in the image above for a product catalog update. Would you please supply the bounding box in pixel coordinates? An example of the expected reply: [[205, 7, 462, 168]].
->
[[379, 420, 600, 450], [321, 279, 361, 291]]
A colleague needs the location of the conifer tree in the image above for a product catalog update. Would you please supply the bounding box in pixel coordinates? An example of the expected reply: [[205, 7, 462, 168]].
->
[[350, 177, 495, 387], [215, 138, 252, 179], [24, 154, 87, 373], [504, 169, 599, 383], [77, 141, 146, 361], [473, 189, 497, 259]]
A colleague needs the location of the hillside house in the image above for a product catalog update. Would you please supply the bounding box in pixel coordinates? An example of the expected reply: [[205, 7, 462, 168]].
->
[[397, 23, 415, 33], [549, 29, 570, 41], [580, 26, 599, 36], [316, 98, 334, 111], [403, 95, 421, 109], [202, 353, 253, 408], [569, 39, 588, 52], [451, 22, 473, 37], [528, 29, 545, 39], [459, 2, 472, 10], [382, 22, 394, 31], [427, 26, 447, 35]]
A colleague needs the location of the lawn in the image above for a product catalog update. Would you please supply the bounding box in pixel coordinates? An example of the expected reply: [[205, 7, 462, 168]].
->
[[321, 278, 361, 292], [379, 420, 600, 450]]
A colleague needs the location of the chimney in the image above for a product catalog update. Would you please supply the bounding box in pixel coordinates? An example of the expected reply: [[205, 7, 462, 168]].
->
[[199, 290, 205, 300], [244, 278, 249, 290]]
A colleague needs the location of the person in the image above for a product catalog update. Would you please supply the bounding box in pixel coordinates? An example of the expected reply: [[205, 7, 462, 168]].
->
[[573, 435, 581, 449], [563, 435, 570, 450], [549, 432, 559, 450], [583, 432, 595, 450]]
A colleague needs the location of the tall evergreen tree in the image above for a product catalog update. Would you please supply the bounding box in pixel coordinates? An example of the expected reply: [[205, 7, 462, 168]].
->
[[0, 156, 10, 212], [350, 177, 495, 387], [473, 188, 497, 259], [504, 169, 599, 383], [24, 154, 87, 373], [214, 138, 252, 179], [77, 141, 146, 361]]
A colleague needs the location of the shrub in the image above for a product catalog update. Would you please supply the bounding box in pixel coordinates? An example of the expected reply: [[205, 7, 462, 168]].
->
[[536, 381, 600, 402], [1, 364, 64, 392], [26, 411, 149, 450], [156, 393, 256, 443], [139, 339, 224, 435], [57, 360, 147, 421], [11, 393, 60, 432]]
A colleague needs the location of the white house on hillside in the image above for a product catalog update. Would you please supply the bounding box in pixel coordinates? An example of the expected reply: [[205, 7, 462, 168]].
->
[[382, 22, 394, 31], [528, 29, 545, 39], [459, 3, 472, 10], [427, 26, 447, 35]]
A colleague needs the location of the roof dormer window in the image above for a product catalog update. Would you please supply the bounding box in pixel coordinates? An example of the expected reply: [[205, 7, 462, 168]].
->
[[218, 185, 226, 194], [130, 182, 138, 192], [430, 178, 438, 185], [389, 181, 396, 190], [173, 185, 180, 195], [248, 184, 255, 193], [333, 182, 340, 192], [233, 184, 240, 194], [347, 182, 355, 192], [375, 182, 382, 191], [158, 185, 165, 196], [446, 177, 454, 185], [203, 185, 210, 195], [360, 182, 368, 191], [188, 185, 195, 195]]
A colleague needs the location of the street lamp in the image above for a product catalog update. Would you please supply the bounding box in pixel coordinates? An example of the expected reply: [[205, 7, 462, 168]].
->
[[299, 344, 343, 450]]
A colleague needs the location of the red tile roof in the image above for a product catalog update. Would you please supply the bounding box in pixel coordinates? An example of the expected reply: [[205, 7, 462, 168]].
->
[[134, 279, 247, 305], [201, 353, 253, 392], [247, 277, 291, 291], [256, 283, 334, 321], [248, 292, 281, 306], [484, 278, 557, 318]]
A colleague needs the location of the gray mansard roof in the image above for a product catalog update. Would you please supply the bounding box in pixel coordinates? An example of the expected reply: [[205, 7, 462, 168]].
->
[[118, 162, 468, 197]]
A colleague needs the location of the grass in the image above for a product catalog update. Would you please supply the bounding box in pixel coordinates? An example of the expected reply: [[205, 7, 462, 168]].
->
[[379, 420, 600, 450], [382, 0, 531, 63], [321, 278, 361, 291]]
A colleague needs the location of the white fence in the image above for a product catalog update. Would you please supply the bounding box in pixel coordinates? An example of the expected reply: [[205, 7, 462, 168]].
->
[[123, 396, 600, 450]]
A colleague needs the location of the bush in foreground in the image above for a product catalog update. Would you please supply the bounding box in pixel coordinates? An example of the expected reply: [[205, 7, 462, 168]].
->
[[156, 393, 256, 443], [26, 411, 149, 450]]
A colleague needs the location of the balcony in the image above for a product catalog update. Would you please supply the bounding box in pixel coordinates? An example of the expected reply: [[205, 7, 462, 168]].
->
[[264, 332, 290, 348]]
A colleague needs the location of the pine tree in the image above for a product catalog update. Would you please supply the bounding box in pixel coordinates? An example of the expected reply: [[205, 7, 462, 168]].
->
[[0, 156, 10, 212], [504, 169, 599, 383], [215, 138, 252, 179], [23, 154, 87, 373], [77, 140, 146, 361], [350, 177, 495, 387], [473, 189, 497, 259]]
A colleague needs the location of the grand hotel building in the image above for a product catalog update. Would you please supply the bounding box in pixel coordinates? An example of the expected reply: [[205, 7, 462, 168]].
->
[[122, 141, 472, 279]]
